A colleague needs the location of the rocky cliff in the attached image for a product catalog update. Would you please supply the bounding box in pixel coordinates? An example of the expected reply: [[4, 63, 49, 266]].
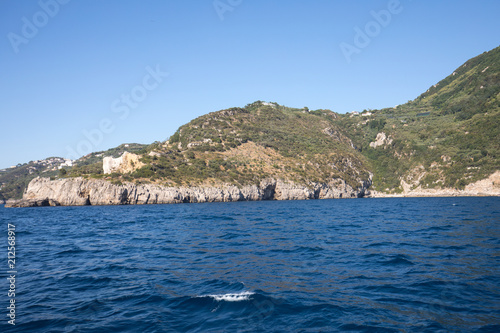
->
[[5, 176, 370, 207]]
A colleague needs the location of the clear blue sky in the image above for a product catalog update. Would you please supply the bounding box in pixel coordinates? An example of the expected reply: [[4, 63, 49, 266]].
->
[[1, 0, 499, 168]]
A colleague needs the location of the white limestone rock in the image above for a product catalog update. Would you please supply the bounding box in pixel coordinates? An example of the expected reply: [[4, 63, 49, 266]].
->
[[6, 176, 371, 207], [103, 152, 144, 174]]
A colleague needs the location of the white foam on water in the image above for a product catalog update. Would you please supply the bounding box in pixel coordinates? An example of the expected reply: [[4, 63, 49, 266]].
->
[[205, 291, 254, 302]]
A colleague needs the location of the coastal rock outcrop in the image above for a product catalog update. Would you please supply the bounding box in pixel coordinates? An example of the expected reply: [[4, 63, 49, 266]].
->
[[369, 170, 500, 197], [103, 152, 144, 174], [5, 176, 370, 207], [369, 132, 393, 149]]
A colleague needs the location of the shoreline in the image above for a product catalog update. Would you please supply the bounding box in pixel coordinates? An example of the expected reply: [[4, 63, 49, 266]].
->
[[5, 171, 499, 208], [5, 190, 498, 208], [368, 192, 500, 198], [5, 176, 370, 208]]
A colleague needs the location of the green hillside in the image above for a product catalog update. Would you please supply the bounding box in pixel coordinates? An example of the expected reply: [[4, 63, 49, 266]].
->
[[337, 46, 500, 192], [72, 102, 372, 189]]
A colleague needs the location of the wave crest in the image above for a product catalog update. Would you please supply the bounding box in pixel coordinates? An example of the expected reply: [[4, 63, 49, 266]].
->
[[206, 291, 254, 302]]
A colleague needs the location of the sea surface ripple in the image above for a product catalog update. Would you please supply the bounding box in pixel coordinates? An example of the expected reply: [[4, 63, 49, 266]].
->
[[0, 197, 499, 332]]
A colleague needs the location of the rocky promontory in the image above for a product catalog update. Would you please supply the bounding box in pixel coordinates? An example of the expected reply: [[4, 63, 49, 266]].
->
[[369, 170, 500, 198], [5, 176, 370, 207]]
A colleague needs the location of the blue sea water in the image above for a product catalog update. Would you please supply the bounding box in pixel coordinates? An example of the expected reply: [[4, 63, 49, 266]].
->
[[0, 197, 499, 332]]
